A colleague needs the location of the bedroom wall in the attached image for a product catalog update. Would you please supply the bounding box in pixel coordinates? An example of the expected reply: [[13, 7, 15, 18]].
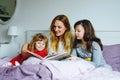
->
[[0, 0, 120, 50]]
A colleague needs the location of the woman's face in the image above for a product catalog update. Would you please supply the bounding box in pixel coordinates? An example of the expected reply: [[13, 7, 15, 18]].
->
[[74, 24, 85, 40], [53, 20, 67, 37], [35, 41, 46, 51]]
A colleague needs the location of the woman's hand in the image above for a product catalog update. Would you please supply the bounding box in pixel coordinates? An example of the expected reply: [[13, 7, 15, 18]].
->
[[67, 55, 78, 60]]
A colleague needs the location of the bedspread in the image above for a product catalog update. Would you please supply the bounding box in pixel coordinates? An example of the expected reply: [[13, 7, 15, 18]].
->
[[1, 56, 120, 80], [0, 57, 52, 80], [42, 60, 95, 80], [82, 67, 120, 80], [42, 60, 120, 80]]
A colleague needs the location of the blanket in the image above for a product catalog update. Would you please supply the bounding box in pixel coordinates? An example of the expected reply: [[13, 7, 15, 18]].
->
[[23, 57, 120, 80], [0, 57, 52, 80], [42, 60, 120, 80], [43, 60, 95, 80], [82, 67, 120, 80], [1, 57, 120, 80]]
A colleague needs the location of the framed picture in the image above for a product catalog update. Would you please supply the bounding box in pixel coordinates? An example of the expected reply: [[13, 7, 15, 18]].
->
[[0, 0, 16, 23]]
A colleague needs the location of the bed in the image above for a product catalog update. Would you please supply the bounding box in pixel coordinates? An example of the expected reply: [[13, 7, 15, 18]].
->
[[0, 30, 120, 80]]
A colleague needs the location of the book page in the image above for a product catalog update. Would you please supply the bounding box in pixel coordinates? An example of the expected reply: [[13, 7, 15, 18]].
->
[[25, 50, 44, 60], [45, 53, 69, 60], [26, 50, 69, 60]]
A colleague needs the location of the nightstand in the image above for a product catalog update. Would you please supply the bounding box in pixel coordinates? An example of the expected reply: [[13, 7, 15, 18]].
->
[[0, 43, 19, 58]]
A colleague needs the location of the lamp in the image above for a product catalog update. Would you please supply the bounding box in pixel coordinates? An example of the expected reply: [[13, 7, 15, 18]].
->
[[8, 26, 18, 43]]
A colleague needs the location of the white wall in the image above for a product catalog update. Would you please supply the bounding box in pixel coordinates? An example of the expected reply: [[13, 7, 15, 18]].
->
[[0, 0, 120, 48]]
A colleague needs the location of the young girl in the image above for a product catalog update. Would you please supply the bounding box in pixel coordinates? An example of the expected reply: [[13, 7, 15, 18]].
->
[[10, 33, 48, 65], [70, 19, 111, 68]]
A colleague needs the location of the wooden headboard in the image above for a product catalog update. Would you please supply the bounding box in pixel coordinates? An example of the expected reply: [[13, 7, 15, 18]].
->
[[26, 30, 120, 45]]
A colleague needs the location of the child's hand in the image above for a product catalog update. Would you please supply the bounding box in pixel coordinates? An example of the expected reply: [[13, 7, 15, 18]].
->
[[2, 62, 12, 67], [67, 55, 77, 60]]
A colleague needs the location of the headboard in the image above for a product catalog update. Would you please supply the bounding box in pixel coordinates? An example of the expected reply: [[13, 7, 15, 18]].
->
[[95, 31, 120, 45], [26, 30, 50, 42], [26, 30, 120, 45]]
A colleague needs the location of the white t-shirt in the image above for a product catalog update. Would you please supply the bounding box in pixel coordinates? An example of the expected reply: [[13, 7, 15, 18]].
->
[[49, 42, 67, 55]]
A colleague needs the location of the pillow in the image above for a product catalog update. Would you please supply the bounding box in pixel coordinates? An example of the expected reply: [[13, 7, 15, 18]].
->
[[103, 44, 120, 72]]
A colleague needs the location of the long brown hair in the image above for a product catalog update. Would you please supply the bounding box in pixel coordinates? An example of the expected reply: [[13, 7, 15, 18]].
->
[[73, 19, 103, 53], [50, 15, 73, 54], [28, 33, 48, 52]]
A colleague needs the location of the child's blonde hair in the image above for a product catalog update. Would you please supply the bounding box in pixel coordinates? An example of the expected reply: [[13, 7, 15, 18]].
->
[[28, 33, 48, 52]]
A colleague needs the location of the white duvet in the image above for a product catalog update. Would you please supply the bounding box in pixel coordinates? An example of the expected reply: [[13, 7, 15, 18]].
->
[[82, 67, 120, 80], [23, 57, 120, 80], [43, 60, 94, 80]]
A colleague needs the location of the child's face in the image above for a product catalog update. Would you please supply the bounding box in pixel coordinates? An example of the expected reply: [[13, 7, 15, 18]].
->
[[35, 41, 46, 51], [74, 24, 85, 40]]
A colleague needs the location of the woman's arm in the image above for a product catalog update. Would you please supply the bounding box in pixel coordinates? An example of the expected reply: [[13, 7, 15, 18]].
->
[[68, 49, 79, 60], [71, 49, 77, 56]]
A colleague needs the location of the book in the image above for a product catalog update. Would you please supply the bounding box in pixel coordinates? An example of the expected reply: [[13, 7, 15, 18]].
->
[[25, 50, 69, 60], [25, 50, 44, 60]]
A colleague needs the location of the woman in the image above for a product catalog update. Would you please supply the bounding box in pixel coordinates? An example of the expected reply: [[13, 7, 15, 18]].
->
[[49, 14, 73, 58]]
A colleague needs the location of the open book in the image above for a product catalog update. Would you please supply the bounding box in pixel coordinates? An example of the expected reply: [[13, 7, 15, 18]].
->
[[26, 50, 69, 60]]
